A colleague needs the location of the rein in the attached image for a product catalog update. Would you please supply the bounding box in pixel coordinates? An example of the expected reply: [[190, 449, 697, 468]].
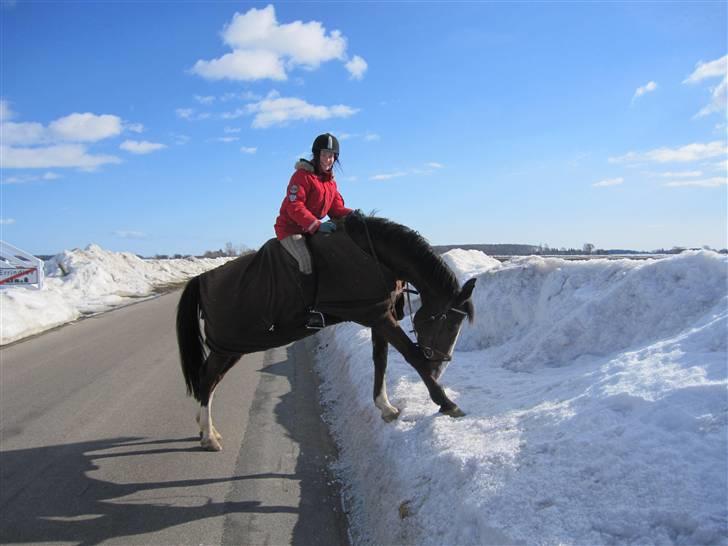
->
[[356, 214, 463, 363], [361, 214, 391, 297], [404, 281, 466, 362]]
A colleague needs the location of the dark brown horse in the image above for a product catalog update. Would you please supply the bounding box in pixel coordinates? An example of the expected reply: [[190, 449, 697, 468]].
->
[[176, 213, 476, 451]]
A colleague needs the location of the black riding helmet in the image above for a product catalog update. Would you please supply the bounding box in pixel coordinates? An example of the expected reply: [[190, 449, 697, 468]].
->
[[312, 133, 340, 156]]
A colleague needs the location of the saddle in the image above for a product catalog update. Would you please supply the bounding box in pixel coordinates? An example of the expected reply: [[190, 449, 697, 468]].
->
[[197, 230, 401, 355]]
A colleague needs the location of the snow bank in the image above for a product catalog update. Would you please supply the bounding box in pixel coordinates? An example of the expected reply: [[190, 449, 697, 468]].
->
[[314, 250, 728, 546], [1, 244, 229, 345]]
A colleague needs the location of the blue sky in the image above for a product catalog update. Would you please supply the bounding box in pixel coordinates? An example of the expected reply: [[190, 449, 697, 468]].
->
[[1, 1, 726, 256]]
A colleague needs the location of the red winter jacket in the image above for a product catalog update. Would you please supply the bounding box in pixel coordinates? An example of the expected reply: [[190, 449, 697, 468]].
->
[[274, 160, 352, 240]]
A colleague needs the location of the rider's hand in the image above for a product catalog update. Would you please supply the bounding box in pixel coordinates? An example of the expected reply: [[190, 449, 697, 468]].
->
[[318, 220, 337, 233]]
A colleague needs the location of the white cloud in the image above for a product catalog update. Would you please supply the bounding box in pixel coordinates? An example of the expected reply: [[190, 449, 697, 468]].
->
[[170, 132, 191, 145], [2, 121, 47, 146], [1, 171, 61, 184], [114, 230, 147, 239], [220, 108, 248, 120], [711, 158, 728, 172], [191, 49, 287, 81], [246, 91, 358, 128], [593, 177, 625, 187], [346, 55, 368, 80], [48, 113, 123, 142], [175, 108, 211, 121], [0, 99, 14, 122], [0, 218, 16, 225], [683, 55, 727, 84], [654, 171, 703, 178], [371, 171, 408, 181], [371, 162, 446, 181], [2, 113, 123, 146], [125, 122, 145, 133], [683, 55, 728, 118], [120, 140, 167, 154], [340, 132, 379, 142], [217, 136, 239, 143], [224, 126, 242, 133], [0, 144, 122, 170], [194, 95, 216, 105], [633, 81, 658, 101], [609, 141, 727, 164], [240, 146, 257, 154], [664, 177, 727, 188], [192, 4, 362, 82], [220, 91, 261, 102]]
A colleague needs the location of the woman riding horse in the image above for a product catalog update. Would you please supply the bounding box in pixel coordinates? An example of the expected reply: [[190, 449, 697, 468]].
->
[[274, 133, 352, 329], [178, 192, 476, 452]]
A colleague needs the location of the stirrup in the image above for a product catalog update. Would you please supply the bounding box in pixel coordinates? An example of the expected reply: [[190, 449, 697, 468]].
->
[[305, 310, 326, 330]]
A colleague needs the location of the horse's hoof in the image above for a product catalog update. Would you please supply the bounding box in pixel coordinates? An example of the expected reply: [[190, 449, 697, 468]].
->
[[381, 409, 401, 423], [441, 406, 466, 418], [201, 438, 223, 452]]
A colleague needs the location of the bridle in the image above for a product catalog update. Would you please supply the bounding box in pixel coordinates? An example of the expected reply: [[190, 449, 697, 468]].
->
[[358, 213, 466, 363], [405, 283, 468, 362]]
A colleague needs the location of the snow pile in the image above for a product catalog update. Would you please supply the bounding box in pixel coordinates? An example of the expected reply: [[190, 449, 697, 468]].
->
[[314, 250, 728, 546], [1, 244, 229, 345]]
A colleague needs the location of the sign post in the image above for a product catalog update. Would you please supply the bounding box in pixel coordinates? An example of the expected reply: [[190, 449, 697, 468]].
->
[[0, 241, 44, 289]]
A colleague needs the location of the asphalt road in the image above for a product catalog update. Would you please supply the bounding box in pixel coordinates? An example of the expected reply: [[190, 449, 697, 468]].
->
[[0, 290, 350, 546]]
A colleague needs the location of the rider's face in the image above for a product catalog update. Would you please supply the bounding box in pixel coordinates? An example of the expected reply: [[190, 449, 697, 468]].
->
[[319, 150, 335, 172]]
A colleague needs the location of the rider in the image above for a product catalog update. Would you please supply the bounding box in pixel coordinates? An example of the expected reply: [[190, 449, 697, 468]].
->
[[274, 133, 352, 328]]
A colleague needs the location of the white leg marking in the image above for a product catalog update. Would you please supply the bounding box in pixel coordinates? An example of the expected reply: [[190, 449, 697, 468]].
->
[[200, 390, 222, 451], [375, 383, 400, 422]]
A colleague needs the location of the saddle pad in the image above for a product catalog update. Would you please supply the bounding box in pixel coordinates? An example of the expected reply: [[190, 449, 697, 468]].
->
[[198, 232, 396, 354]]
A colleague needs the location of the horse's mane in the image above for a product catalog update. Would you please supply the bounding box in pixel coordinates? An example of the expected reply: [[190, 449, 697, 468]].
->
[[344, 213, 460, 298]]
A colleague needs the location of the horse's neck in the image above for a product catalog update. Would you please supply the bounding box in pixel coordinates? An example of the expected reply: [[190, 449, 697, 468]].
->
[[378, 242, 452, 308]]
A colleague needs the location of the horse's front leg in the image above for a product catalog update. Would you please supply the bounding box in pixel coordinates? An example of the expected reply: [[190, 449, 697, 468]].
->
[[372, 329, 400, 422], [373, 320, 464, 417]]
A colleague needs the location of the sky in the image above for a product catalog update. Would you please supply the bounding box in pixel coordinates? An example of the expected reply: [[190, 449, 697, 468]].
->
[[1, 1, 726, 256]]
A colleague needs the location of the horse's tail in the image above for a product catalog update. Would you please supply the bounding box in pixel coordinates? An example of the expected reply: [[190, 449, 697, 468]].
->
[[176, 275, 205, 401]]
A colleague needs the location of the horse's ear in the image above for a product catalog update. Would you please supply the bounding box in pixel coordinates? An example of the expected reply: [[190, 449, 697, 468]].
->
[[452, 278, 477, 322], [457, 278, 477, 303]]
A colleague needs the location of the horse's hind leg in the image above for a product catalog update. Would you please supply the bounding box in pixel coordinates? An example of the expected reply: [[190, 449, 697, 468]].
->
[[197, 352, 240, 452]]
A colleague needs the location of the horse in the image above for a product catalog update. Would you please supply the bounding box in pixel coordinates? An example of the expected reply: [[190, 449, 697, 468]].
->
[[176, 213, 476, 451]]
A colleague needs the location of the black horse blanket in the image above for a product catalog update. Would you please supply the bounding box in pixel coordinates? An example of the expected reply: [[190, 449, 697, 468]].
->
[[198, 230, 400, 354]]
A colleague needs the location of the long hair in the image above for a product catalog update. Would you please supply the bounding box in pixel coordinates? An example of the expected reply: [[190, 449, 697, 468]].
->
[[311, 150, 342, 177]]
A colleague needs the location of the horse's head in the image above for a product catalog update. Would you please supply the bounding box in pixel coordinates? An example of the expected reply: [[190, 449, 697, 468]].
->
[[413, 278, 476, 380]]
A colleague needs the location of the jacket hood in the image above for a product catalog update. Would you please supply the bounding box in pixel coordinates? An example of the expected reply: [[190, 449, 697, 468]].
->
[[295, 159, 315, 172], [295, 158, 333, 181]]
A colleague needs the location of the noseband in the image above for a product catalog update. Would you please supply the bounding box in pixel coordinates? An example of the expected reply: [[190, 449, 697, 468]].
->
[[357, 216, 465, 364], [405, 284, 468, 362]]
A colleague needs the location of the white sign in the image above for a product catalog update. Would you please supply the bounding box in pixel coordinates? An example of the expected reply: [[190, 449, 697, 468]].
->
[[0, 241, 44, 289]]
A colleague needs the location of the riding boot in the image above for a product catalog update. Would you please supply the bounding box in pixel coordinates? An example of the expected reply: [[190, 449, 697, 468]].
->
[[301, 273, 325, 329]]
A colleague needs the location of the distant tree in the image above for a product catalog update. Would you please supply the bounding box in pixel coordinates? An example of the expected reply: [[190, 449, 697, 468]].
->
[[582, 243, 595, 254], [202, 249, 226, 258]]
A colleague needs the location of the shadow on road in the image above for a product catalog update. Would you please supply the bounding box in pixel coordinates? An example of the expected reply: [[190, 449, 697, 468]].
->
[[0, 436, 298, 545], [1, 338, 349, 545]]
